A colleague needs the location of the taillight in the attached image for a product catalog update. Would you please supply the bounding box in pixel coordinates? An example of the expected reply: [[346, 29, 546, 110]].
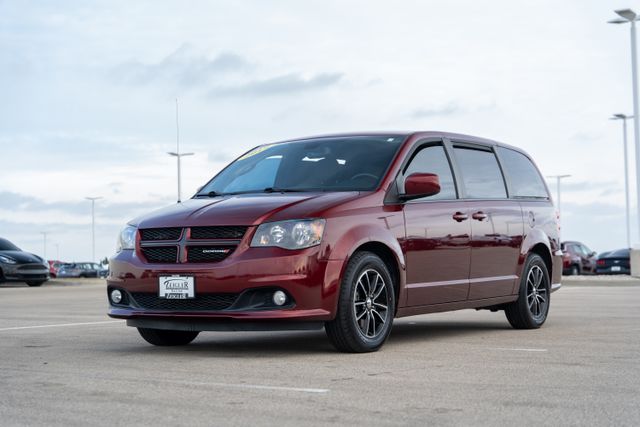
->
[[597, 260, 605, 266]]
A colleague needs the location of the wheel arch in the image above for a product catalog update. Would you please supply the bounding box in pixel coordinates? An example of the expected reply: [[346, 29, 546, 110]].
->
[[516, 228, 553, 293], [530, 243, 553, 279], [352, 241, 403, 311]]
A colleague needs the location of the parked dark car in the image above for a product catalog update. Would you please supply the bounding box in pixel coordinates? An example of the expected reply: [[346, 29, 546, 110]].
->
[[0, 238, 49, 286], [108, 131, 562, 352], [561, 241, 597, 275], [596, 249, 630, 274], [58, 262, 108, 278]]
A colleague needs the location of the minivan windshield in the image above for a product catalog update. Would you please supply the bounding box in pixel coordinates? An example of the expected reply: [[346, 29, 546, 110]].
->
[[197, 135, 405, 196]]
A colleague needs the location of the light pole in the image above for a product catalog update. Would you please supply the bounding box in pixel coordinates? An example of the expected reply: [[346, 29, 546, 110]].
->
[[55, 243, 60, 260], [168, 98, 194, 203], [610, 113, 634, 248], [609, 9, 640, 241], [85, 196, 102, 262], [547, 175, 571, 216], [40, 231, 47, 259]]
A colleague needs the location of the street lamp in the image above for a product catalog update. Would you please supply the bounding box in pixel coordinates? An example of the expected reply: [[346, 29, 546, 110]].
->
[[609, 9, 640, 241], [610, 113, 634, 248], [85, 196, 102, 262], [546, 175, 571, 216], [169, 98, 194, 203], [40, 231, 48, 259]]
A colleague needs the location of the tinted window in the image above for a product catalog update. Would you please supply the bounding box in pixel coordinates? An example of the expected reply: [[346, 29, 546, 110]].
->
[[497, 147, 548, 198], [198, 136, 405, 195], [453, 147, 507, 198], [608, 249, 630, 258], [0, 238, 20, 251], [404, 144, 456, 200]]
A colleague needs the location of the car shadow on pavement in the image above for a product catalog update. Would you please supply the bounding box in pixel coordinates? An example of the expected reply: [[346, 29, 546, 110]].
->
[[106, 319, 512, 356], [388, 320, 512, 345]]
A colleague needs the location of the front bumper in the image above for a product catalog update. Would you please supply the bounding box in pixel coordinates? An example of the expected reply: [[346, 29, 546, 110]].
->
[[107, 246, 343, 326], [1, 263, 49, 282]]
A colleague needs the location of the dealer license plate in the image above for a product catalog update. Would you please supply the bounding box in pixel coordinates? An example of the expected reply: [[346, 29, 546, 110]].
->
[[611, 266, 621, 272], [159, 276, 195, 299]]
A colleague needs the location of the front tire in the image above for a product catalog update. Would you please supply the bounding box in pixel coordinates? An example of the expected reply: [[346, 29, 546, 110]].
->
[[505, 254, 550, 329], [26, 281, 45, 287], [137, 328, 199, 346], [325, 251, 395, 353]]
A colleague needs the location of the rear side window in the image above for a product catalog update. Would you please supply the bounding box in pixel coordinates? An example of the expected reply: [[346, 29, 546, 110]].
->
[[497, 147, 548, 198], [453, 147, 507, 199], [403, 144, 456, 200]]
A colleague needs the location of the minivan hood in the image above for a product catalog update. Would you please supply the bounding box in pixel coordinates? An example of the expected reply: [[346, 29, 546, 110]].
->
[[133, 192, 361, 229]]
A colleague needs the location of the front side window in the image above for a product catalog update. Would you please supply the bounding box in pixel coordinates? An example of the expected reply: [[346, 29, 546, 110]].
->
[[403, 144, 456, 200], [453, 146, 507, 199], [497, 147, 548, 199], [197, 136, 404, 196]]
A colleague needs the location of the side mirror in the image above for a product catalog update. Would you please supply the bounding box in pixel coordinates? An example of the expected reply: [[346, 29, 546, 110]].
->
[[401, 173, 441, 200]]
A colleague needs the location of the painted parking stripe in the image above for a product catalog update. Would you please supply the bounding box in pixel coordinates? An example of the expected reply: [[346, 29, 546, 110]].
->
[[0, 320, 121, 331], [170, 380, 329, 394]]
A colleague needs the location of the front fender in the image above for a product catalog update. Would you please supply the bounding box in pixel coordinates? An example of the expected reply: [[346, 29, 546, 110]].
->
[[322, 220, 407, 309]]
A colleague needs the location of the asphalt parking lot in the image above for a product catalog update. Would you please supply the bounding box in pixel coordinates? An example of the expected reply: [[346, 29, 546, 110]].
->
[[0, 278, 638, 426]]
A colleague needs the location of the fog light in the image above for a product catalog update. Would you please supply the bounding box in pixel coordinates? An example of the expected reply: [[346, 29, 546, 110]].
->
[[272, 290, 287, 306], [110, 289, 123, 304]]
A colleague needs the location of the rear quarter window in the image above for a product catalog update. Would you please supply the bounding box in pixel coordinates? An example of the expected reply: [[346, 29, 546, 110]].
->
[[497, 147, 548, 199]]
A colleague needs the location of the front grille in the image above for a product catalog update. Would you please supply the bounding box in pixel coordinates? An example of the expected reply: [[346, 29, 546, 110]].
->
[[141, 246, 178, 263], [190, 226, 247, 240], [130, 293, 239, 311], [18, 265, 47, 271], [140, 227, 182, 241]]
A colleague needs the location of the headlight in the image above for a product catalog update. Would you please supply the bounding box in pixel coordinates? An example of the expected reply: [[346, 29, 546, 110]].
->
[[117, 225, 138, 251], [251, 219, 325, 250], [0, 255, 17, 264]]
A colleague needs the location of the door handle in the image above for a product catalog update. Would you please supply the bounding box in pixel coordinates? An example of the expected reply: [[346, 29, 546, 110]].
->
[[472, 211, 488, 221], [452, 212, 468, 222]]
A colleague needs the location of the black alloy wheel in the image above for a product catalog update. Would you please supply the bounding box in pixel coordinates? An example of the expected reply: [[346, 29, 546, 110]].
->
[[505, 253, 551, 329], [325, 251, 395, 353]]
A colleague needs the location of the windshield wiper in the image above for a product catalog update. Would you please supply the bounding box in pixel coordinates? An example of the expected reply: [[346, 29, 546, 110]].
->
[[195, 191, 223, 198], [263, 187, 306, 193]]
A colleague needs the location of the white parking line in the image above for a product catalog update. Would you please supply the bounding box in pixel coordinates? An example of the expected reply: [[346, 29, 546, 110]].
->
[[176, 380, 330, 394], [0, 320, 122, 332], [490, 347, 548, 352]]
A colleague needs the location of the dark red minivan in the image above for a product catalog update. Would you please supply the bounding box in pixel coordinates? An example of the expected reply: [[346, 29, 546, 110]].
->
[[108, 132, 562, 352]]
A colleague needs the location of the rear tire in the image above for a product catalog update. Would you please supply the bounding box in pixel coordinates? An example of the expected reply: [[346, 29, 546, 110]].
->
[[505, 254, 550, 329], [26, 281, 45, 287], [325, 251, 395, 353], [137, 328, 199, 346]]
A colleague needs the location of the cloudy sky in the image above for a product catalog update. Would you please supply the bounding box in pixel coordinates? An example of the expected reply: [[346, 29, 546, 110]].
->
[[0, 0, 634, 261]]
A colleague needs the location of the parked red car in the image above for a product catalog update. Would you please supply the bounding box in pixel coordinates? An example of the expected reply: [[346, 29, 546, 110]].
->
[[47, 260, 64, 278], [108, 132, 562, 352], [561, 241, 597, 275]]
